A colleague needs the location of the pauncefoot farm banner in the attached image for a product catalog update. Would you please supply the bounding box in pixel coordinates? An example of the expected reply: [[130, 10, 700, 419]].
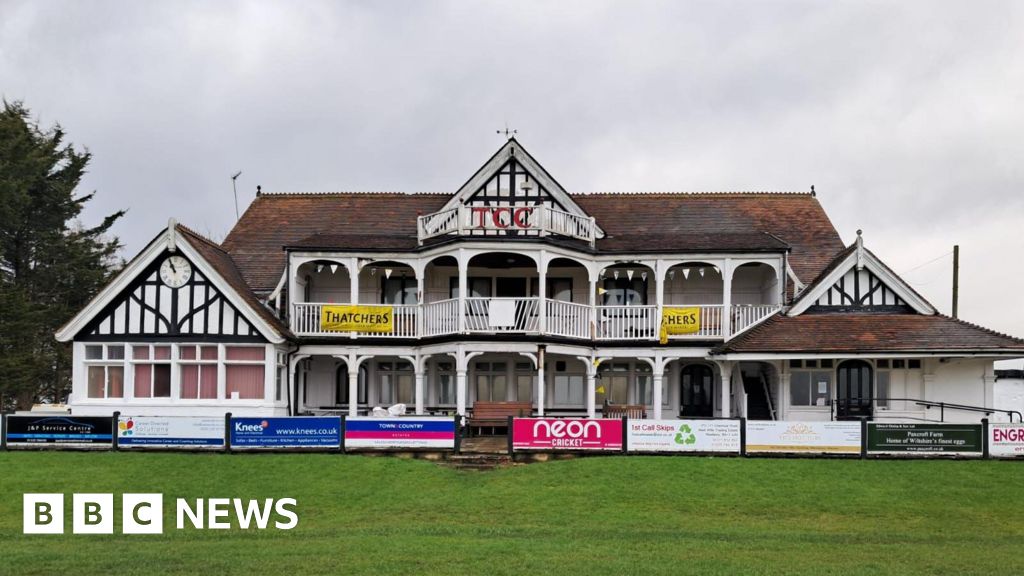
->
[[746, 421, 861, 454], [344, 417, 456, 450], [867, 423, 983, 456], [626, 419, 741, 453], [230, 417, 341, 449], [5, 415, 113, 446], [511, 418, 623, 451], [118, 416, 224, 448], [990, 423, 1024, 458]]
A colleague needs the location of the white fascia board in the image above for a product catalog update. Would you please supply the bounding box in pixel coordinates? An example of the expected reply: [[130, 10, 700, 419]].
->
[[787, 249, 935, 316]]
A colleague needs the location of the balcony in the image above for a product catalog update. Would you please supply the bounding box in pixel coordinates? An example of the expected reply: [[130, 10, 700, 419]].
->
[[290, 300, 780, 341], [417, 204, 597, 245]]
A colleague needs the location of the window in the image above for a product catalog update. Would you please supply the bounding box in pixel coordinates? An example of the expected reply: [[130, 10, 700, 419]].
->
[[790, 370, 832, 407], [133, 345, 172, 398], [381, 275, 418, 304], [275, 352, 286, 402], [876, 371, 890, 408], [528, 278, 573, 301], [84, 345, 125, 399], [908, 359, 922, 370], [634, 363, 666, 407], [449, 277, 492, 299], [474, 362, 508, 402], [225, 346, 265, 400], [436, 362, 455, 405], [178, 345, 218, 400], [602, 278, 647, 305], [515, 362, 534, 403], [554, 374, 584, 406], [597, 363, 630, 405], [379, 361, 413, 406]]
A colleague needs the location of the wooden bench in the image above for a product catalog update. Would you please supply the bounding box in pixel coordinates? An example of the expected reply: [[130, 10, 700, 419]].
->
[[602, 403, 647, 419], [468, 401, 533, 435]]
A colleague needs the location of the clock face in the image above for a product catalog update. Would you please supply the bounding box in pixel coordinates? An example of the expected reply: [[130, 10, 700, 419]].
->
[[159, 255, 192, 288]]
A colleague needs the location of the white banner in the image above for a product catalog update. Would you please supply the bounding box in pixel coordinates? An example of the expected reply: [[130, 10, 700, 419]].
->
[[117, 416, 224, 448], [990, 423, 1024, 458], [626, 419, 741, 453], [746, 421, 861, 454]]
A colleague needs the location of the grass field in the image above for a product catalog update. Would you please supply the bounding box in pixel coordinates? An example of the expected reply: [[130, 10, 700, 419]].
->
[[0, 452, 1022, 575]]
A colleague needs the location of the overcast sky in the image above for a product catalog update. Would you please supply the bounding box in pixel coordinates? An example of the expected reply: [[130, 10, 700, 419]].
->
[[3, 0, 1023, 364]]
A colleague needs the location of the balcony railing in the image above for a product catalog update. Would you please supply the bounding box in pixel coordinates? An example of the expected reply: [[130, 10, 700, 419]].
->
[[417, 204, 597, 245], [291, 301, 781, 341]]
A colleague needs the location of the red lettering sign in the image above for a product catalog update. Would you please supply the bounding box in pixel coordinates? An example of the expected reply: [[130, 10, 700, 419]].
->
[[469, 206, 534, 230]]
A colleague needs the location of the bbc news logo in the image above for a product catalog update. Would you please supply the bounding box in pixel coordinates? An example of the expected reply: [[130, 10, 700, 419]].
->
[[24, 494, 298, 534]]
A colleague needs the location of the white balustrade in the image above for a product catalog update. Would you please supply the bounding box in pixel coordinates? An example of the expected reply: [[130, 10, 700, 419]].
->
[[546, 299, 591, 339], [416, 205, 596, 244], [731, 304, 782, 336], [463, 297, 540, 333], [596, 305, 659, 340], [421, 299, 459, 337]]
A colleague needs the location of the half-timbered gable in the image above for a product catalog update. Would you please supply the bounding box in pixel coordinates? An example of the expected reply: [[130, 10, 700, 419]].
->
[[78, 250, 263, 341], [787, 232, 935, 316]]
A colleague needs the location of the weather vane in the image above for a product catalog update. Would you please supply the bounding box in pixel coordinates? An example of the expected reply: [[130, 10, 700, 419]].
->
[[497, 124, 517, 139]]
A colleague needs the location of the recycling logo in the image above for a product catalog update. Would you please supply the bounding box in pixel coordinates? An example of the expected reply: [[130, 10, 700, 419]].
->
[[674, 424, 696, 445]]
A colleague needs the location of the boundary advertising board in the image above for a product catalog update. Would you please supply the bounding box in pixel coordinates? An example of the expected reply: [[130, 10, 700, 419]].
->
[[867, 423, 983, 456], [230, 417, 341, 449], [345, 417, 456, 450], [511, 418, 623, 451], [626, 419, 740, 453], [746, 421, 861, 454], [5, 415, 113, 447], [117, 416, 224, 448], [989, 423, 1024, 458]]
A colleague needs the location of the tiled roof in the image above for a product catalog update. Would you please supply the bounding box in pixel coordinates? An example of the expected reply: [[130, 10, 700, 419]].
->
[[176, 225, 291, 337], [222, 191, 843, 291], [713, 312, 1024, 354]]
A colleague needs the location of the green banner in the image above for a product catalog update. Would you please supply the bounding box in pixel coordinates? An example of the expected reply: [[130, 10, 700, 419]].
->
[[867, 423, 983, 455]]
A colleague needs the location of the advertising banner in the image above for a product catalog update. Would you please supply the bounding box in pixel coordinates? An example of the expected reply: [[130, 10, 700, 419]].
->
[[320, 304, 393, 333], [229, 417, 341, 449], [990, 423, 1024, 458], [5, 415, 113, 446], [511, 418, 623, 451], [344, 417, 456, 450], [659, 307, 701, 343], [117, 416, 224, 448], [867, 423, 983, 456], [626, 419, 741, 453], [746, 421, 861, 454]]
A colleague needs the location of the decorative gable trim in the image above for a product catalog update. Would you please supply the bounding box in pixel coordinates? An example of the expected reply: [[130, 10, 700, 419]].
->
[[56, 220, 286, 344], [787, 233, 936, 316], [440, 139, 604, 237]]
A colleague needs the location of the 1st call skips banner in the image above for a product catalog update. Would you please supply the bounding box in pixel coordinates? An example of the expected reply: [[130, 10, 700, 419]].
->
[[320, 305, 393, 333]]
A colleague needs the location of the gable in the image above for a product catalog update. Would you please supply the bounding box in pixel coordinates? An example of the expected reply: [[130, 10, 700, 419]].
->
[[812, 267, 907, 309], [56, 222, 286, 344], [79, 250, 263, 341], [438, 138, 604, 237], [788, 234, 936, 316]]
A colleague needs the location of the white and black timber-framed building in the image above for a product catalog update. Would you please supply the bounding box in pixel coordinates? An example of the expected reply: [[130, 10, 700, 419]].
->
[[56, 139, 1024, 423]]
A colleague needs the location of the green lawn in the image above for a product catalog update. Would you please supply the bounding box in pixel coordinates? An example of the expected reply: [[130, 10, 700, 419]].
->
[[0, 452, 1021, 575]]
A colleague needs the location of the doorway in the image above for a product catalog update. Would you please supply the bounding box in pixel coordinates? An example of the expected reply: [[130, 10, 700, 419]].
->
[[836, 360, 873, 418], [680, 364, 715, 417]]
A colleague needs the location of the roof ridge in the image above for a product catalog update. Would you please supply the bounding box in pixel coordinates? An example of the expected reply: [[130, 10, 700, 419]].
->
[[258, 191, 452, 197], [571, 191, 815, 196], [175, 224, 230, 256]]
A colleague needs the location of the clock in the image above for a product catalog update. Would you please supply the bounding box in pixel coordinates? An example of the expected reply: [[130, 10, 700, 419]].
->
[[159, 255, 192, 288]]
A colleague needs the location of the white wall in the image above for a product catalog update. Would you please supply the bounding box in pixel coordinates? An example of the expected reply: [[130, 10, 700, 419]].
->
[[994, 377, 1024, 423]]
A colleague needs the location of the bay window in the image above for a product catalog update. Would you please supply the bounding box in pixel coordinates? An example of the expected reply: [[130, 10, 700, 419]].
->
[[133, 345, 171, 398], [178, 345, 218, 399], [84, 344, 125, 399], [225, 346, 265, 400]]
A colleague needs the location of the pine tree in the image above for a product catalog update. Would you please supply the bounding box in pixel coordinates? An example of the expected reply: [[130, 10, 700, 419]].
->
[[0, 101, 124, 410]]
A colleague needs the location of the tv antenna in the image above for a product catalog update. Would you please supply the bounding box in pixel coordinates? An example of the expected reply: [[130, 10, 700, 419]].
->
[[230, 171, 242, 220], [497, 124, 517, 140]]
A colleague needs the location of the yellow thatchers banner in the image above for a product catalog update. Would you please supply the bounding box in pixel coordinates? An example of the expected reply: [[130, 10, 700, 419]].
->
[[659, 307, 701, 343], [320, 305, 394, 333]]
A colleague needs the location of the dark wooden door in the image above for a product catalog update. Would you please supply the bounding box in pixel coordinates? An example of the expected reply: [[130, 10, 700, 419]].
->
[[680, 364, 715, 417], [837, 360, 873, 418]]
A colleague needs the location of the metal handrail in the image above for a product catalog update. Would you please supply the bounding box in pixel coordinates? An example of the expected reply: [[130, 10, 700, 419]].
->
[[830, 397, 1022, 422]]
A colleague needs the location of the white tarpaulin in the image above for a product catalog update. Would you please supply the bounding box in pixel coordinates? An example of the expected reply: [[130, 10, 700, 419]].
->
[[746, 421, 861, 454]]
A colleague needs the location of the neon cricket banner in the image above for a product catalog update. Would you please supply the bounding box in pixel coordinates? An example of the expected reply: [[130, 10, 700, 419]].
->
[[626, 419, 741, 453], [117, 416, 224, 448], [5, 415, 113, 446], [511, 418, 623, 451], [659, 307, 701, 343], [867, 423, 983, 456], [344, 417, 456, 450], [746, 421, 861, 454], [989, 423, 1024, 458], [320, 304, 393, 333], [230, 417, 341, 449]]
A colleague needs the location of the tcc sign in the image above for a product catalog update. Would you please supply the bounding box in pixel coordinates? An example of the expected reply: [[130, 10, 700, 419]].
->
[[469, 206, 535, 230]]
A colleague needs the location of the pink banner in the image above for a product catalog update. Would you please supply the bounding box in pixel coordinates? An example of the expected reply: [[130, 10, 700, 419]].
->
[[511, 418, 623, 451]]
